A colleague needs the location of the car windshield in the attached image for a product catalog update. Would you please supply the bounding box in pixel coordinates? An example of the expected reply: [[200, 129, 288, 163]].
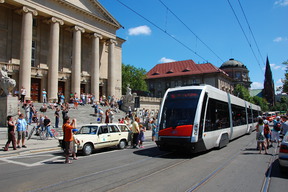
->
[[159, 89, 202, 130], [79, 126, 98, 134]]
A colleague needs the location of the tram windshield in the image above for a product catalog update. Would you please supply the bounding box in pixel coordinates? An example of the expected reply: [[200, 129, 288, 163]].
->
[[159, 89, 202, 130]]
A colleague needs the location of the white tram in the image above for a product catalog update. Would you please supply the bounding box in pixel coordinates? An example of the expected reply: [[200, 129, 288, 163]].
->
[[156, 85, 261, 153]]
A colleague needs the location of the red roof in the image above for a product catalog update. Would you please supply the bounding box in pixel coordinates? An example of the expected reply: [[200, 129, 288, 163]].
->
[[146, 60, 227, 79]]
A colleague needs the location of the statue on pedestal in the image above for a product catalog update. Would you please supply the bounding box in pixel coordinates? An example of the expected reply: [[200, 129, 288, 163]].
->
[[0, 66, 16, 97]]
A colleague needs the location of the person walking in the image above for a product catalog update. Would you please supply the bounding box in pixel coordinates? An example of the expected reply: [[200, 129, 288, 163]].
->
[[281, 115, 288, 136], [272, 116, 281, 147], [105, 109, 110, 123], [3, 116, 17, 151], [62, 116, 76, 164], [256, 118, 268, 154], [263, 120, 271, 149], [151, 118, 157, 142], [55, 107, 60, 128], [62, 106, 69, 125], [109, 109, 114, 123], [131, 117, 140, 149], [42, 89, 47, 103], [138, 124, 146, 148], [20, 86, 26, 103], [44, 116, 53, 138], [16, 113, 28, 148]]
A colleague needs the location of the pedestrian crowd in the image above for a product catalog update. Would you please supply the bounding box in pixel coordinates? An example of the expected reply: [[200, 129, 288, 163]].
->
[[255, 115, 288, 154], [3, 87, 159, 164]]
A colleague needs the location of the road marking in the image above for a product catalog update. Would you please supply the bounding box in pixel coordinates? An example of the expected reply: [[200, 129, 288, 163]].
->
[[0, 155, 62, 167]]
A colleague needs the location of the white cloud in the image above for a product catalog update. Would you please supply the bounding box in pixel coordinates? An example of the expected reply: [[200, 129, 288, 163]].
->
[[276, 79, 283, 84], [270, 63, 281, 70], [128, 25, 151, 36], [159, 57, 176, 63], [274, 0, 288, 6], [251, 82, 263, 89], [273, 37, 288, 42]]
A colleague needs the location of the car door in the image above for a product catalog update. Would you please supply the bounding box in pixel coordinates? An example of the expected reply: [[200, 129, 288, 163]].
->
[[96, 125, 111, 148], [108, 125, 121, 146], [118, 124, 131, 142]]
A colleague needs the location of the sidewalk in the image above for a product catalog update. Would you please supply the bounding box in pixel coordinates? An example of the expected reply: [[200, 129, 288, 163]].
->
[[0, 128, 152, 157], [0, 103, 153, 157]]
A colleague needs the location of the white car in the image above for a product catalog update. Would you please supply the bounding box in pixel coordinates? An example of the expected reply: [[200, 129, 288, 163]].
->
[[279, 132, 288, 169], [59, 123, 132, 156]]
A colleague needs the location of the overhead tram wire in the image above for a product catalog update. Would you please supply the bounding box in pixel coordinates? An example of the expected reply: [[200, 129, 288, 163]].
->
[[227, 0, 263, 72], [158, 0, 224, 63], [237, 0, 265, 65], [115, 0, 208, 62]]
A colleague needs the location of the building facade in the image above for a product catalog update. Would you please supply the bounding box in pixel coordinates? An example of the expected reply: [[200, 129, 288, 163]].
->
[[219, 58, 252, 89], [146, 60, 234, 98], [0, 0, 124, 102]]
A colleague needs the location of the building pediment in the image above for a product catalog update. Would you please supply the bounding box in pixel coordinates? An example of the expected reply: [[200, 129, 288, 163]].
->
[[56, 0, 122, 29]]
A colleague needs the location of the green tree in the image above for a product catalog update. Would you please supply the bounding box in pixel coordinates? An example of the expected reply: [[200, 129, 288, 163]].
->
[[233, 84, 251, 102], [122, 64, 148, 94], [282, 60, 288, 93], [252, 96, 269, 112]]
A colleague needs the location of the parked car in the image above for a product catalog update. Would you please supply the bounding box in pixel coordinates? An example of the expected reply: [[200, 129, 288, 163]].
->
[[59, 123, 132, 156], [279, 132, 288, 169]]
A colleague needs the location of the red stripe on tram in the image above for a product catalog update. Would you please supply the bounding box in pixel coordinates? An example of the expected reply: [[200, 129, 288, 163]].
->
[[159, 125, 193, 137]]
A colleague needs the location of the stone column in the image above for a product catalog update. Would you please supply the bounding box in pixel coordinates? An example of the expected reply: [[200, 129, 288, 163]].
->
[[47, 17, 64, 102], [91, 33, 102, 102], [71, 26, 85, 96], [19, 6, 37, 100], [108, 39, 117, 97]]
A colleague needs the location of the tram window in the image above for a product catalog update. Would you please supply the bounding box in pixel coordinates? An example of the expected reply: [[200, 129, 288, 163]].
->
[[232, 105, 247, 126], [252, 110, 259, 123], [205, 98, 230, 132], [159, 90, 201, 130]]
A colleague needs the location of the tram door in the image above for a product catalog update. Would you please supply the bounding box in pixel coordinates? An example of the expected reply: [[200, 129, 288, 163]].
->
[[31, 78, 41, 102]]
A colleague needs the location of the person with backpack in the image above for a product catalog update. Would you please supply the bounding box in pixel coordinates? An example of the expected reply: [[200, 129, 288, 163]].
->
[[263, 120, 271, 149], [271, 116, 281, 147]]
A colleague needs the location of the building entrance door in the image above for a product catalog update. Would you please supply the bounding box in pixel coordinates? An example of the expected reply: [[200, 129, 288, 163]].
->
[[81, 84, 86, 94], [31, 78, 41, 102]]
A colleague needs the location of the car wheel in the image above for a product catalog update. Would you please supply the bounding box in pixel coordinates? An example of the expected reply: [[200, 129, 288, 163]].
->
[[118, 140, 126, 149], [82, 143, 93, 156]]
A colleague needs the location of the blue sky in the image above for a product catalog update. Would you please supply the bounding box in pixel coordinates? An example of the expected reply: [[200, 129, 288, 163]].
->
[[99, 0, 288, 91]]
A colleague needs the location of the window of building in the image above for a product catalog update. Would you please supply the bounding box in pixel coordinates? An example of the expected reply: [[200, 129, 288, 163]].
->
[[31, 40, 36, 67]]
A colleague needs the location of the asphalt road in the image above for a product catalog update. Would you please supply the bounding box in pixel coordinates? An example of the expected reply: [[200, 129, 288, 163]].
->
[[0, 132, 287, 192]]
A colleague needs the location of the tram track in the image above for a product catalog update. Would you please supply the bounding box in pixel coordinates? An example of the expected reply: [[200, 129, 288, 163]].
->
[[107, 134, 260, 192], [27, 133, 272, 192]]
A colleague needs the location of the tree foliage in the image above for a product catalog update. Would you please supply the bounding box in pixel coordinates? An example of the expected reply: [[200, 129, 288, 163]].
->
[[122, 64, 148, 94], [234, 84, 270, 111], [282, 60, 288, 93], [233, 84, 252, 102]]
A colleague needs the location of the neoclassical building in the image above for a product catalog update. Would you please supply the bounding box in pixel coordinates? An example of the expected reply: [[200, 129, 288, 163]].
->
[[146, 60, 234, 98], [0, 0, 124, 102], [219, 58, 252, 89]]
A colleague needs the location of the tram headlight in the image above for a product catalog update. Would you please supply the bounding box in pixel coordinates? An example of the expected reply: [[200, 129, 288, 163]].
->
[[194, 124, 198, 135]]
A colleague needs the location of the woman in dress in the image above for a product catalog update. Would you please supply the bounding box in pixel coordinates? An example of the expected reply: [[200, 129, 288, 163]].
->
[[256, 118, 268, 154]]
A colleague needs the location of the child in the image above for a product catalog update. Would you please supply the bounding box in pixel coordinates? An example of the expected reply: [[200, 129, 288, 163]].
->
[[263, 120, 271, 149], [138, 124, 146, 148], [72, 129, 80, 160]]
